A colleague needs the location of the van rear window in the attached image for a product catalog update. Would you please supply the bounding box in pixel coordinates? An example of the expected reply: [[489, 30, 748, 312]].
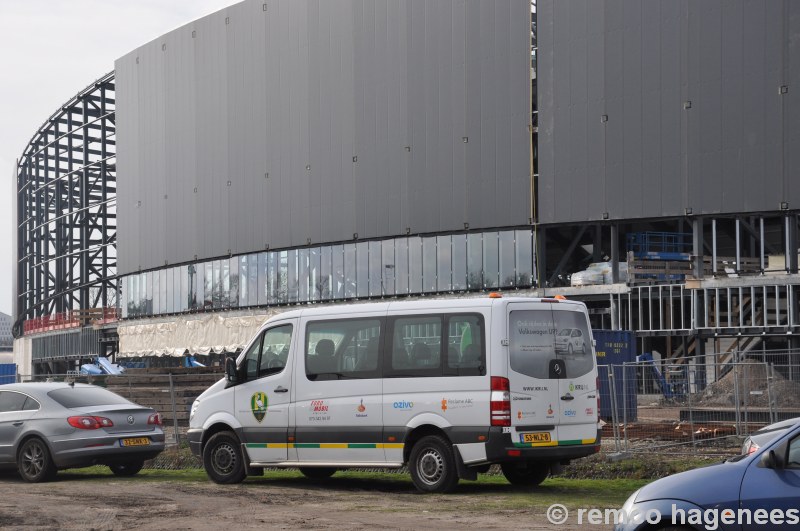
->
[[509, 309, 594, 379]]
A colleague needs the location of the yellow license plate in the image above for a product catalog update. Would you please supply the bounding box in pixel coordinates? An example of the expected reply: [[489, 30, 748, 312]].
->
[[120, 437, 150, 447], [521, 432, 551, 443]]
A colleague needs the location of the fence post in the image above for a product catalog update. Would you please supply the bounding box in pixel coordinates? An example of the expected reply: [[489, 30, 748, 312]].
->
[[686, 363, 696, 449], [732, 353, 741, 436], [168, 373, 180, 446], [608, 369, 621, 453], [766, 363, 776, 424], [622, 364, 629, 452]]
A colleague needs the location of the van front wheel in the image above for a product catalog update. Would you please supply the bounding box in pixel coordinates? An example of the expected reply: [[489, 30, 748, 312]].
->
[[203, 431, 246, 484], [501, 462, 549, 487], [408, 435, 459, 493]]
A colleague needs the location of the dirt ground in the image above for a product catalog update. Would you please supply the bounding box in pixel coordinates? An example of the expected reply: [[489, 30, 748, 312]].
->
[[0, 470, 613, 531]]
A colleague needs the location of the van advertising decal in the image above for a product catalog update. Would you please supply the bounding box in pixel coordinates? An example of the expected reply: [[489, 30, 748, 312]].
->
[[392, 401, 414, 409], [251, 392, 268, 423], [356, 399, 368, 418], [440, 398, 474, 411], [309, 400, 330, 422]]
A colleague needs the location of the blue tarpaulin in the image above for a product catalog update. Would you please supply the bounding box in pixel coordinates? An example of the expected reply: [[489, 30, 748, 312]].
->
[[0, 364, 17, 385]]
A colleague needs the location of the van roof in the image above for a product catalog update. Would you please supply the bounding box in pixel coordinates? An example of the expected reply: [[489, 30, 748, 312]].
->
[[267, 296, 586, 322]]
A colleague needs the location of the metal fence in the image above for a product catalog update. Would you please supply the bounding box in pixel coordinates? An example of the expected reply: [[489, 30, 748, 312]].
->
[[600, 351, 800, 456], [14, 369, 223, 445], [8, 352, 800, 460]]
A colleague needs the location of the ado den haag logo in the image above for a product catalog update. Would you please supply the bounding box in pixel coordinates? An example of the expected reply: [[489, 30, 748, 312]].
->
[[251, 391, 268, 423]]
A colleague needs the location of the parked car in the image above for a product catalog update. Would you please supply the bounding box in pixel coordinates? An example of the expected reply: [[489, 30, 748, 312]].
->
[[616, 418, 800, 530], [0, 382, 165, 482], [741, 417, 800, 455], [555, 328, 586, 355]]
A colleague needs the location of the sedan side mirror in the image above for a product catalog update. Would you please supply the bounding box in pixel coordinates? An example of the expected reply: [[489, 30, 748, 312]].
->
[[225, 357, 239, 387], [760, 445, 786, 470]]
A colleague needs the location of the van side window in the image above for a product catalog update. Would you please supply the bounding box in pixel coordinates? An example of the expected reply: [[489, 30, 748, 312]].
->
[[306, 318, 382, 380], [241, 324, 293, 381], [445, 314, 485, 376], [387, 316, 443, 376]]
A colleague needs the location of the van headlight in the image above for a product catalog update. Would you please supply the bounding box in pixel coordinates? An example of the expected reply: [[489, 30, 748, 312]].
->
[[190, 399, 200, 423]]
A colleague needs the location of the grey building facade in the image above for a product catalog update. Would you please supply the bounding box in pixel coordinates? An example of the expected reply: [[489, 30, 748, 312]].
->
[[115, 0, 532, 275], [537, 0, 800, 224]]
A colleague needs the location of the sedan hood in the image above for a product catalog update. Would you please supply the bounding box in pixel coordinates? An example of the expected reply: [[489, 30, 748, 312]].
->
[[635, 461, 745, 506]]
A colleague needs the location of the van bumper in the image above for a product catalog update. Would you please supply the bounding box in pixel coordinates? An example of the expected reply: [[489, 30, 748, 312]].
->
[[187, 428, 203, 457], [484, 427, 601, 463]]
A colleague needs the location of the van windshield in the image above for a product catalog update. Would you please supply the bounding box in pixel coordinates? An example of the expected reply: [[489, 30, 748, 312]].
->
[[509, 309, 594, 379]]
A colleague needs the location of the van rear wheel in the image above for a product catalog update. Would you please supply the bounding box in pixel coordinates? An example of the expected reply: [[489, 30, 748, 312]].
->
[[300, 467, 336, 480], [500, 462, 549, 487], [408, 435, 459, 493]]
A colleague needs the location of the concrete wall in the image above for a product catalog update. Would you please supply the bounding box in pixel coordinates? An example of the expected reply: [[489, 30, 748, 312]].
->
[[116, 0, 532, 275], [538, 0, 800, 224]]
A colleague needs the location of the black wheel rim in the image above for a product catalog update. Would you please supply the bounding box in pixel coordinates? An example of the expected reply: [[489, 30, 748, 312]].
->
[[211, 442, 238, 477], [21, 442, 45, 478]]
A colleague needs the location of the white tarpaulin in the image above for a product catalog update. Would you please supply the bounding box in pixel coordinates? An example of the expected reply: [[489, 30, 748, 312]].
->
[[118, 311, 282, 357]]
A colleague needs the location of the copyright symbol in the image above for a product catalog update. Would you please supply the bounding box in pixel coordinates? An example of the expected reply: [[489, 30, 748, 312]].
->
[[546, 504, 569, 525]]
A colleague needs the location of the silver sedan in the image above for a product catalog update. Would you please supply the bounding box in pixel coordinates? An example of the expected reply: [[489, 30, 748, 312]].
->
[[0, 382, 165, 482]]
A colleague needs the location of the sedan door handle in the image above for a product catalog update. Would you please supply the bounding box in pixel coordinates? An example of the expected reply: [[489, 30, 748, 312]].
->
[[12, 421, 24, 427], [274, 387, 289, 393]]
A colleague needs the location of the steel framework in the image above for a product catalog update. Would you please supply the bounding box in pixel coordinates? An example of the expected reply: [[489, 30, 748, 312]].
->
[[15, 72, 117, 335]]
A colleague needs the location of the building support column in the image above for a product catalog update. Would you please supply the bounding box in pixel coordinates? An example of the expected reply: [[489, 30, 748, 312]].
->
[[692, 218, 704, 280]]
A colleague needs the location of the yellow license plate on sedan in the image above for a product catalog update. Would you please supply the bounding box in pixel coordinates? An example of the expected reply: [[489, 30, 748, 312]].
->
[[120, 437, 150, 447], [521, 432, 551, 444]]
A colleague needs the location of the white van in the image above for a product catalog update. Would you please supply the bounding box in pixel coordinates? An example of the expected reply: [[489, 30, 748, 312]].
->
[[187, 295, 600, 493]]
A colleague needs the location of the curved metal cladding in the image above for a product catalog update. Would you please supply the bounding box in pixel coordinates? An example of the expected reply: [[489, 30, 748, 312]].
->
[[114, 0, 533, 276], [15, 73, 117, 333], [537, 0, 800, 225]]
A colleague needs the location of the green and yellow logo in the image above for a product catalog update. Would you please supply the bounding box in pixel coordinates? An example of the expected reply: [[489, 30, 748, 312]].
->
[[251, 392, 268, 423]]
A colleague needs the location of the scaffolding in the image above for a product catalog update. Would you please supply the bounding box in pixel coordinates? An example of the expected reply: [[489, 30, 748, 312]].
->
[[15, 72, 117, 335]]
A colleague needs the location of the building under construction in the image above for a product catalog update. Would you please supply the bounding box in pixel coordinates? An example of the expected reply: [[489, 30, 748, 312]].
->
[[12, 1, 800, 386]]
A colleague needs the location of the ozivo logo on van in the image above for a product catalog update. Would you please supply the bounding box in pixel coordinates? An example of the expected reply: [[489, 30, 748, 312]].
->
[[393, 401, 414, 409]]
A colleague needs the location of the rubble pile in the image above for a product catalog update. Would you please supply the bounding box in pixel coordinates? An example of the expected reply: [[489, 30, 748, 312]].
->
[[697, 360, 800, 408]]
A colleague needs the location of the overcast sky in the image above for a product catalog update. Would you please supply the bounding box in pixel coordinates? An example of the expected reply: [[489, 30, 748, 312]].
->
[[0, 0, 238, 317]]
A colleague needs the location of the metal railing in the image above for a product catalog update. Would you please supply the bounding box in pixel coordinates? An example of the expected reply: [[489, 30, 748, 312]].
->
[[600, 351, 800, 456]]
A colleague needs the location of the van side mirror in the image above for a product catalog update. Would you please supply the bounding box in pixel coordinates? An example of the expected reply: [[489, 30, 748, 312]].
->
[[225, 357, 239, 387]]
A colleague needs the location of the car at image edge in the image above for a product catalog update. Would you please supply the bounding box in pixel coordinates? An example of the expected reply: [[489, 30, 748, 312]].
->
[[615, 418, 800, 530], [0, 382, 165, 482]]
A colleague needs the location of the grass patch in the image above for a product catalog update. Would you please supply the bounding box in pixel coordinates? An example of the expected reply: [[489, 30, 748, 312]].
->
[[65, 466, 646, 510]]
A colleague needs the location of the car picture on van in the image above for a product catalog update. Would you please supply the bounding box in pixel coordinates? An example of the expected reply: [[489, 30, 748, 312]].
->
[[187, 295, 600, 493], [554, 328, 586, 355]]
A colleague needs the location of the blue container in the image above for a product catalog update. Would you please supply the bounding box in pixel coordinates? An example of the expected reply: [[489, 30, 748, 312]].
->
[[594, 330, 637, 422], [0, 364, 17, 385]]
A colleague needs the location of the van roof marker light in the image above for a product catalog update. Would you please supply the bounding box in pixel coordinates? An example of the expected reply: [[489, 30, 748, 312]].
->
[[488, 292, 503, 298], [554, 295, 567, 300]]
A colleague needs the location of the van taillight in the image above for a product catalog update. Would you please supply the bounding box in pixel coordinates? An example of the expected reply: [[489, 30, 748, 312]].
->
[[596, 377, 601, 421], [490, 376, 511, 427]]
